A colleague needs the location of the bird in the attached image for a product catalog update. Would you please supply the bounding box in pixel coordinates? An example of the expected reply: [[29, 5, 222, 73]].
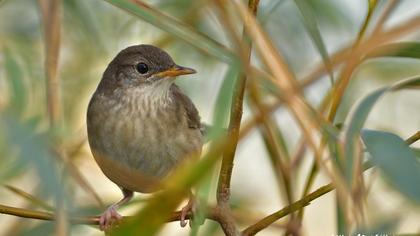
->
[[86, 44, 203, 231]]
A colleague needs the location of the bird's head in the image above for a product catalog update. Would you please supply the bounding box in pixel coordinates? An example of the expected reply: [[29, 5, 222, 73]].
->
[[100, 44, 196, 91]]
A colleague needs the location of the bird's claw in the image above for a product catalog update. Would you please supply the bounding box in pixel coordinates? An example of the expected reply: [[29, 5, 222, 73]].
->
[[99, 205, 122, 231], [180, 198, 198, 228]]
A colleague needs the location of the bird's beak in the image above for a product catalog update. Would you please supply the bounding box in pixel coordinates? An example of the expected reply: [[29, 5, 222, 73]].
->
[[155, 65, 196, 78]]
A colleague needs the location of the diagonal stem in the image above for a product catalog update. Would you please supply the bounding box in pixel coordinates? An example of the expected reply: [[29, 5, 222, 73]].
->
[[217, 0, 259, 205], [216, 0, 260, 206], [214, 1, 260, 235], [242, 183, 334, 236], [38, 0, 62, 127], [0, 203, 219, 225]]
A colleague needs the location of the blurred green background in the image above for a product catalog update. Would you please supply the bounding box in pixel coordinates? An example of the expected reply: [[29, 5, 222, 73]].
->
[[1, 0, 420, 235]]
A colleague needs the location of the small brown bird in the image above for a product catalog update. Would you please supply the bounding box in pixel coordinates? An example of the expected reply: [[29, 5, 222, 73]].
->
[[87, 44, 203, 230]]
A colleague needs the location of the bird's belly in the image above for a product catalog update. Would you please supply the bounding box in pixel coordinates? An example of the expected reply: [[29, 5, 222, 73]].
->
[[88, 104, 202, 192]]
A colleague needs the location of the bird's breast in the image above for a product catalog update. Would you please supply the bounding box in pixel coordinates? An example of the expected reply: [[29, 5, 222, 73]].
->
[[87, 87, 202, 192]]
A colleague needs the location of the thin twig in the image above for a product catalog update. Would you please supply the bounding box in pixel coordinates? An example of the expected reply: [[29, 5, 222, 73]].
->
[[300, 5, 420, 90], [405, 131, 420, 145], [247, 83, 293, 205], [372, 0, 401, 35], [216, 0, 259, 206], [327, 1, 378, 122], [242, 183, 334, 236], [57, 130, 104, 207], [214, 1, 260, 235], [57, 150, 105, 208], [0, 203, 219, 225], [3, 185, 54, 211]]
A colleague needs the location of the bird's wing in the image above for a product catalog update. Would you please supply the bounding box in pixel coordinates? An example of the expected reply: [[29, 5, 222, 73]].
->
[[171, 84, 201, 131]]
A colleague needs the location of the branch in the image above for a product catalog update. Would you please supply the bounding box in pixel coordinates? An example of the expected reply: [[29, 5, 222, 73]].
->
[[327, 0, 378, 122], [0, 202, 250, 236], [405, 131, 420, 145], [0, 203, 220, 225], [242, 183, 334, 236], [209, 2, 260, 235], [216, 0, 260, 206], [0, 184, 331, 236]]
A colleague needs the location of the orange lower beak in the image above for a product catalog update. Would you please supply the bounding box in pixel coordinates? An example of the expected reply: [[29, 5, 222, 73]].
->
[[155, 65, 196, 78]]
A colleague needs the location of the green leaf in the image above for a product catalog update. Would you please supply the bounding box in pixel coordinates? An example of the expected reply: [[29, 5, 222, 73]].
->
[[362, 130, 420, 203], [199, 221, 221, 236], [411, 148, 420, 159], [63, 0, 107, 52], [3, 47, 27, 115], [336, 196, 347, 234], [1, 115, 65, 204], [190, 173, 215, 236], [344, 88, 386, 179], [365, 42, 420, 60], [294, 0, 334, 84], [104, 0, 234, 63], [259, 0, 285, 25], [212, 60, 240, 130], [344, 76, 420, 183]]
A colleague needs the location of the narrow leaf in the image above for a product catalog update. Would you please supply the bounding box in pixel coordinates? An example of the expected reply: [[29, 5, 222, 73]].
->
[[362, 130, 420, 203], [3, 47, 26, 115], [2, 116, 65, 205], [344, 88, 386, 180], [336, 198, 347, 234], [294, 0, 334, 84], [3, 184, 54, 211], [365, 42, 420, 60], [344, 76, 420, 183], [212, 61, 241, 131], [104, 0, 234, 62]]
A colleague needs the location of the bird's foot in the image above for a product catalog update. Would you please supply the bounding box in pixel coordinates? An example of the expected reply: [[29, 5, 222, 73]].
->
[[180, 197, 197, 227], [99, 205, 123, 231]]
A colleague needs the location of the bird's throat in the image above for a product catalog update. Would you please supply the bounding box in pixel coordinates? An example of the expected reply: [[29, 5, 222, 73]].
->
[[126, 78, 175, 110]]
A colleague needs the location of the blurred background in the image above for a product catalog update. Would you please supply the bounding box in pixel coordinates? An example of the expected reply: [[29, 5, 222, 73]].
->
[[1, 0, 420, 235]]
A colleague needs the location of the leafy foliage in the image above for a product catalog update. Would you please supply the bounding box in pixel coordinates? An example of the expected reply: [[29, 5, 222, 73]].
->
[[362, 130, 420, 203], [0, 0, 420, 236]]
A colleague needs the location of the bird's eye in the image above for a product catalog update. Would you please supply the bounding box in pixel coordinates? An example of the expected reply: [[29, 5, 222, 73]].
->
[[136, 63, 148, 74]]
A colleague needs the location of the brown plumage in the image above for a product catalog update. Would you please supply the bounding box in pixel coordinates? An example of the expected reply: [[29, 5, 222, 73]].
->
[[87, 44, 202, 230]]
